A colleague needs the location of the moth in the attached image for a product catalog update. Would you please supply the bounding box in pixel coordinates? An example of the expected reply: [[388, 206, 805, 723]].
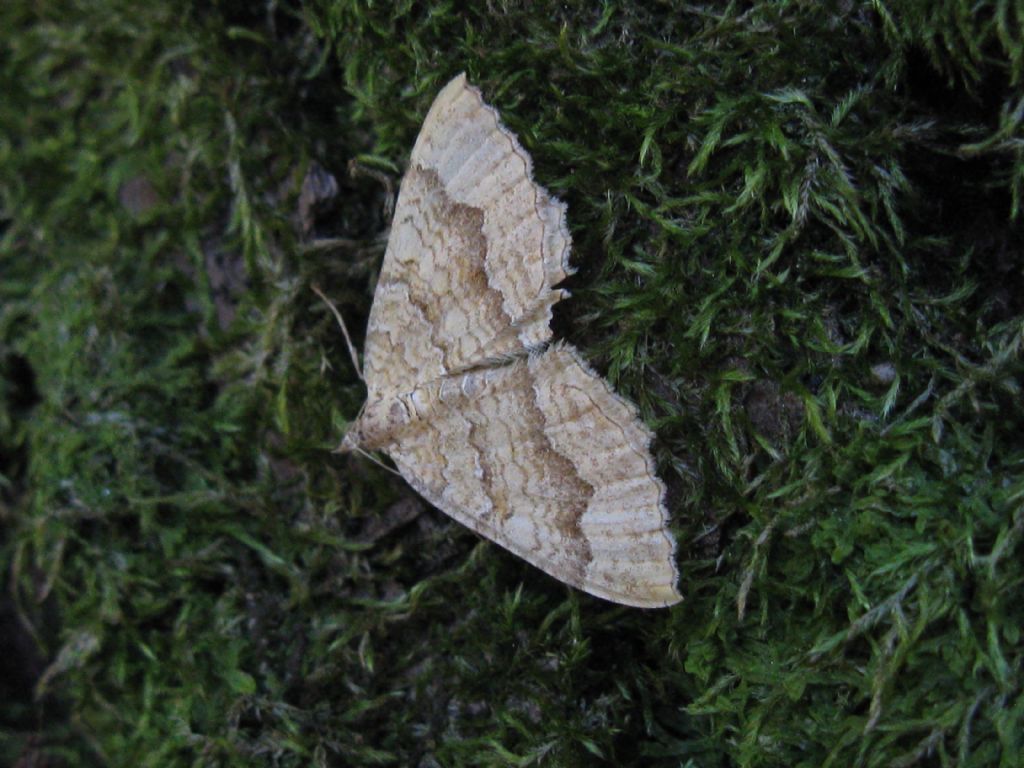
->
[[338, 73, 680, 607]]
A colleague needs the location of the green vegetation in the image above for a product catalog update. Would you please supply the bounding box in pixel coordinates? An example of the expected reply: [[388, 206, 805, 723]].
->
[[2, 1, 1022, 765]]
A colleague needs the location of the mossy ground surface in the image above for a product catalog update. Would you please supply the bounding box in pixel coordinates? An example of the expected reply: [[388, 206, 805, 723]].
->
[[2, 1, 1023, 766]]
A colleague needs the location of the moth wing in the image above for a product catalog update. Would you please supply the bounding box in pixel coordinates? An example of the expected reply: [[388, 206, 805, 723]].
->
[[363, 74, 572, 399], [386, 344, 681, 608]]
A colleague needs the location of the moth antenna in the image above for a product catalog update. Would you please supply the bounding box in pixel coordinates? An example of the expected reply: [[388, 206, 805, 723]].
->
[[311, 283, 364, 382], [354, 445, 404, 479]]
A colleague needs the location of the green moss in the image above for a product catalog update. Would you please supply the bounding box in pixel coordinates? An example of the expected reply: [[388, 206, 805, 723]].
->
[[1, 0, 1022, 765]]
